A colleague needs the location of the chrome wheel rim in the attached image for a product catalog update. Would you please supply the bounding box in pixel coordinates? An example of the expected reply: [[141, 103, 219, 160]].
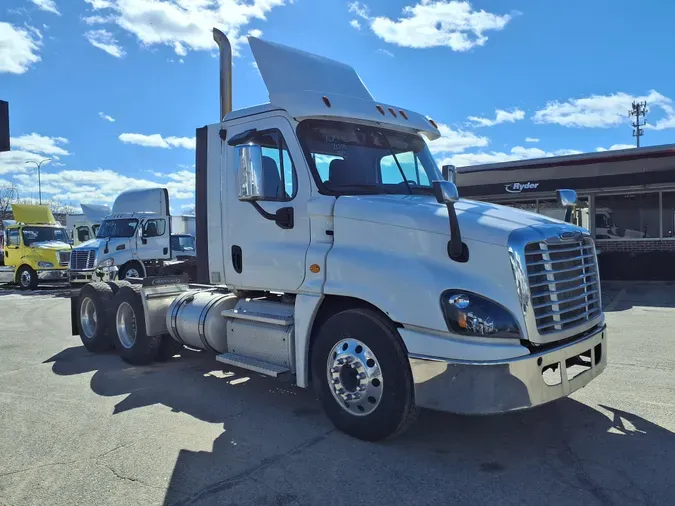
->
[[124, 267, 140, 279], [20, 270, 31, 287], [116, 301, 137, 349], [327, 338, 383, 416], [80, 297, 97, 339]]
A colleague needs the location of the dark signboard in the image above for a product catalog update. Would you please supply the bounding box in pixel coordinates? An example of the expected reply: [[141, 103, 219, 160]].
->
[[0, 101, 8, 152]]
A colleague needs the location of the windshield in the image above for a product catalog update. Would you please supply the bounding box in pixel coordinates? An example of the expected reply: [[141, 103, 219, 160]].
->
[[171, 235, 195, 251], [97, 219, 138, 238], [22, 227, 69, 246], [297, 120, 442, 195]]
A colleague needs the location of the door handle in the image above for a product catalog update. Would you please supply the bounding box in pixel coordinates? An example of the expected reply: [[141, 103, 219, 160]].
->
[[231, 245, 243, 273]]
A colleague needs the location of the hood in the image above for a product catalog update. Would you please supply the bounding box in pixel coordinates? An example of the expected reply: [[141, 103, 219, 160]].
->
[[11, 204, 56, 224], [74, 238, 107, 249], [334, 195, 579, 246], [31, 241, 71, 251]]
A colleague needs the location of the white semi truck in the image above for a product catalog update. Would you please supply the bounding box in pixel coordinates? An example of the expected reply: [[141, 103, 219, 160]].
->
[[70, 31, 607, 441]]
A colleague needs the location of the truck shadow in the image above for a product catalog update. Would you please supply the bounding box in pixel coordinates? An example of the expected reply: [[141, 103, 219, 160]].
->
[[0, 284, 72, 298], [45, 346, 675, 505], [601, 281, 675, 312]]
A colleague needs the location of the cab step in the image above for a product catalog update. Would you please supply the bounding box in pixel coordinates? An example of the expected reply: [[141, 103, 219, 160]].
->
[[216, 352, 291, 378], [221, 308, 293, 326]]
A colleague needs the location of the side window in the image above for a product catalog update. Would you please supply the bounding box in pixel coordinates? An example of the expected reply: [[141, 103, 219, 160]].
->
[[8, 229, 19, 246], [379, 152, 430, 185], [255, 130, 298, 201], [77, 227, 90, 242], [143, 219, 166, 238]]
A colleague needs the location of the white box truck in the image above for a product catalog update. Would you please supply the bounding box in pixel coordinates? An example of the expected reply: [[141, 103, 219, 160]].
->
[[70, 31, 607, 441]]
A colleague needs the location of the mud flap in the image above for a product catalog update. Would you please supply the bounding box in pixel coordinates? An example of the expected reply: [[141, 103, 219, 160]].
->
[[70, 288, 79, 336]]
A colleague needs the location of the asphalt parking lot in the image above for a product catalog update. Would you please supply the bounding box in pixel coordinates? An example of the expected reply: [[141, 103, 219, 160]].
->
[[1, 282, 674, 506]]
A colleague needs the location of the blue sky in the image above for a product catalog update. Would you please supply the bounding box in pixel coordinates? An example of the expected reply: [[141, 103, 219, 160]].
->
[[1, 0, 674, 213]]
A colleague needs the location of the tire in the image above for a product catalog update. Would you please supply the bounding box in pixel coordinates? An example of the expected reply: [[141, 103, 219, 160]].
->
[[17, 265, 38, 290], [156, 334, 184, 362], [119, 263, 143, 281], [77, 282, 116, 352], [311, 308, 418, 442], [106, 280, 132, 294], [111, 284, 161, 365]]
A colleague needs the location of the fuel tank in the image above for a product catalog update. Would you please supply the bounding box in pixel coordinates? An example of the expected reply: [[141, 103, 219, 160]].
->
[[166, 290, 237, 353]]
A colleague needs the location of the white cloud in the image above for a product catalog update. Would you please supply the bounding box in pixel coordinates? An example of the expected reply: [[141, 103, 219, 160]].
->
[[84, 29, 126, 58], [83, 15, 114, 25], [595, 144, 635, 152], [468, 108, 524, 127], [366, 1, 512, 51], [350, 19, 362, 30], [81, 0, 287, 57], [525, 137, 539, 143], [11, 134, 70, 156], [348, 1, 370, 19], [376, 48, 394, 57], [0, 150, 50, 176], [98, 112, 115, 122], [427, 122, 489, 154], [438, 146, 581, 167], [119, 133, 195, 149], [11, 167, 196, 204], [0, 22, 42, 74], [533, 90, 674, 129], [30, 0, 61, 15]]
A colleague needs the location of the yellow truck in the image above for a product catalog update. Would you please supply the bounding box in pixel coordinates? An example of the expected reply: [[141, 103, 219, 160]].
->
[[0, 205, 72, 289]]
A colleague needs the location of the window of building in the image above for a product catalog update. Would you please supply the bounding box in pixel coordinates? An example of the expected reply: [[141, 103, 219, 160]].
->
[[595, 193, 658, 240], [661, 191, 675, 238], [504, 200, 538, 213], [537, 197, 590, 229], [143, 219, 166, 237]]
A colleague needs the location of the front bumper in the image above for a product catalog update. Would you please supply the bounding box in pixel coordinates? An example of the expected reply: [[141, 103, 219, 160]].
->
[[37, 269, 69, 281], [69, 267, 117, 284], [409, 324, 607, 415]]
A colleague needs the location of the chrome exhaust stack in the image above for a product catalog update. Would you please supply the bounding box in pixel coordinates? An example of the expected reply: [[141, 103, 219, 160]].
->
[[212, 28, 232, 121]]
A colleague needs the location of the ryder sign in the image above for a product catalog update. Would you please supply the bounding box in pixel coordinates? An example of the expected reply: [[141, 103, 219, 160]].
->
[[505, 182, 539, 193]]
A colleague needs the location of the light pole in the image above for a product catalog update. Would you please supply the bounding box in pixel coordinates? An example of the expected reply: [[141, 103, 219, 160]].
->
[[25, 158, 50, 205]]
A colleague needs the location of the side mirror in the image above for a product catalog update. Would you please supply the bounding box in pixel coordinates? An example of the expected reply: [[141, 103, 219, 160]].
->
[[432, 181, 466, 262], [556, 189, 577, 223], [442, 164, 456, 184], [236, 144, 265, 201], [0, 100, 9, 153]]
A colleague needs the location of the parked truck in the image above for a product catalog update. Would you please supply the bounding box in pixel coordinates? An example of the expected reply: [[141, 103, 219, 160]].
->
[[69, 188, 173, 284], [170, 215, 196, 260], [66, 204, 111, 246], [0, 205, 71, 289], [70, 31, 607, 441]]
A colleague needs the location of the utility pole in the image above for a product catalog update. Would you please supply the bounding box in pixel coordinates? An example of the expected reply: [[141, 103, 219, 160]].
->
[[24, 158, 50, 205], [629, 101, 648, 148]]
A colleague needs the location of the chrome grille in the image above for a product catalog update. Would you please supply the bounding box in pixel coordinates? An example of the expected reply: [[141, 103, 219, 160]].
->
[[58, 250, 71, 267], [70, 249, 96, 270], [525, 237, 601, 335]]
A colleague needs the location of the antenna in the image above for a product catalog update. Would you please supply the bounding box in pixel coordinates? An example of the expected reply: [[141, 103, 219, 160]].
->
[[629, 100, 648, 148]]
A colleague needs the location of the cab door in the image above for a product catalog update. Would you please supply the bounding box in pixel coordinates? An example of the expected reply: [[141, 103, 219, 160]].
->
[[223, 115, 311, 292], [138, 218, 171, 260], [3, 228, 21, 267]]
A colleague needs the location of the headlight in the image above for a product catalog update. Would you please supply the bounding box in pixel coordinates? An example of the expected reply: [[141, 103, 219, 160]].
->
[[37, 261, 54, 268], [98, 258, 114, 268], [441, 290, 522, 339]]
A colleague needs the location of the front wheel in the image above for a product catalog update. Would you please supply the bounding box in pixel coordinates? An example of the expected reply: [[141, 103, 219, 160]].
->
[[17, 266, 38, 290], [119, 263, 143, 280], [311, 308, 418, 441]]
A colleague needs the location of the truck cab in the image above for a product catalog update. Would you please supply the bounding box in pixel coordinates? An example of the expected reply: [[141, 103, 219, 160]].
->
[[69, 188, 172, 284], [0, 205, 71, 289], [71, 32, 607, 441]]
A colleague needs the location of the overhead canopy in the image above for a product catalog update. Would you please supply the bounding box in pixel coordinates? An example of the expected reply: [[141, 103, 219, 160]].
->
[[247, 37, 440, 140], [11, 204, 56, 225], [81, 203, 111, 222]]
